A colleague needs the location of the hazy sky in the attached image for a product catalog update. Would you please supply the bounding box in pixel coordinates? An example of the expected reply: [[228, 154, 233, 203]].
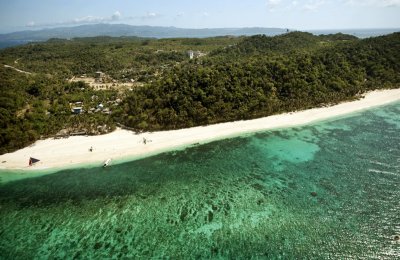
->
[[0, 0, 399, 33]]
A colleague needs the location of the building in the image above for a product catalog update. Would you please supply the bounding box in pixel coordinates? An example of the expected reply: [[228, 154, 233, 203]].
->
[[95, 71, 104, 78], [188, 50, 194, 59], [70, 101, 84, 114], [72, 107, 83, 114], [188, 50, 206, 59]]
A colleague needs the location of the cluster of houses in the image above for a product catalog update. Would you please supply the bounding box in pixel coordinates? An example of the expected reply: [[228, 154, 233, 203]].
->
[[70, 98, 122, 115]]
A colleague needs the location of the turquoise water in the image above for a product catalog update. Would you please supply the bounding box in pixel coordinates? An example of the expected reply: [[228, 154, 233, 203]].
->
[[1, 102, 399, 259]]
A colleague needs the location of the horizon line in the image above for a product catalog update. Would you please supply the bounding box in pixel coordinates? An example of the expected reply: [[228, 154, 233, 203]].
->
[[1, 23, 400, 35]]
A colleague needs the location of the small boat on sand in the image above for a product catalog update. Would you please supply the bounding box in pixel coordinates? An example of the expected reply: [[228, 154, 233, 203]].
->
[[103, 158, 111, 168], [29, 157, 40, 166]]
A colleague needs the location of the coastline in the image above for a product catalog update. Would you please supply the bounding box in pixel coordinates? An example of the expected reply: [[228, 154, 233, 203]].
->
[[1, 88, 399, 172]]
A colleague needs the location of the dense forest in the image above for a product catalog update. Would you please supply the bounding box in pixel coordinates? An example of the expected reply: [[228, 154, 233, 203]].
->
[[0, 32, 399, 154], [120, 32, 400, 130]]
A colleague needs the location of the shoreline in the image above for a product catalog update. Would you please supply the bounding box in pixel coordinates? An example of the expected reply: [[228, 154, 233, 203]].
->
[[1, 88, 400, 172]]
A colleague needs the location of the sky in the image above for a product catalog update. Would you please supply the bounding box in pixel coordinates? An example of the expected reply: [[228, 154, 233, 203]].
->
[[0, 0, 399, 33]]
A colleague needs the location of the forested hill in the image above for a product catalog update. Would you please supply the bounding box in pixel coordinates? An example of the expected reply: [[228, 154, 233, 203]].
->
[[212, 32, 358, 56], [0, 32, 399, 154], [120, 32, 400, 130]]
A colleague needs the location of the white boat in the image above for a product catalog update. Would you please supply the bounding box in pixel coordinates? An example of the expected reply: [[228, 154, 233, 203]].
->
[[103, 158, 111, 168]]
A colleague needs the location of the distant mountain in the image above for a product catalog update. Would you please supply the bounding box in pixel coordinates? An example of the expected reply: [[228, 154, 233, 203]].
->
[[1, 24, 397, 49], [0, 24, 287, 46]]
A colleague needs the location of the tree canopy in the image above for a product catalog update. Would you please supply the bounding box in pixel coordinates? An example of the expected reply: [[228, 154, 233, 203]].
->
[[0, 32, 399, 153]]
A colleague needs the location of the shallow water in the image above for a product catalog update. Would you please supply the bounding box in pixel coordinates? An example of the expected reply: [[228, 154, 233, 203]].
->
[[1, 102, 399, 259]]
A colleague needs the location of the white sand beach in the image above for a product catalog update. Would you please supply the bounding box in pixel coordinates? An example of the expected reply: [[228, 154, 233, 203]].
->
[[1, 88, 400, 171]]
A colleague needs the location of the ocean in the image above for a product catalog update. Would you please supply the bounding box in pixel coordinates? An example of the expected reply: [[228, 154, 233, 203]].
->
[[0, 101, 399, 258], [308, 28, 400, 38]]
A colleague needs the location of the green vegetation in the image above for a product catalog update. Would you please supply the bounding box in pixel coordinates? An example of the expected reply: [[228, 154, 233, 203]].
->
[[0, 36, 241, 81], [120, 32, 400, 130], [0, 32, 399, 154], [0, 67, 118, 154]]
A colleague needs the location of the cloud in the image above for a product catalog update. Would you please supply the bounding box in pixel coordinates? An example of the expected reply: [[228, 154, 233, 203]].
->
[[145, 12, 157, 18], [140, 12, 161, 20], [266, 0, 282, 10], [111, 11, 121, 21], [124, 12, 162, 21], [381, 0, 400, 6], [202, 12, 210, 17], [73, 16, 101, 24], [73, 11, 122, 24], [302, 0, 325, 11], [25, 11, 122, 28], [266, 0, 325, 12], [345, 0, 400, 7]]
